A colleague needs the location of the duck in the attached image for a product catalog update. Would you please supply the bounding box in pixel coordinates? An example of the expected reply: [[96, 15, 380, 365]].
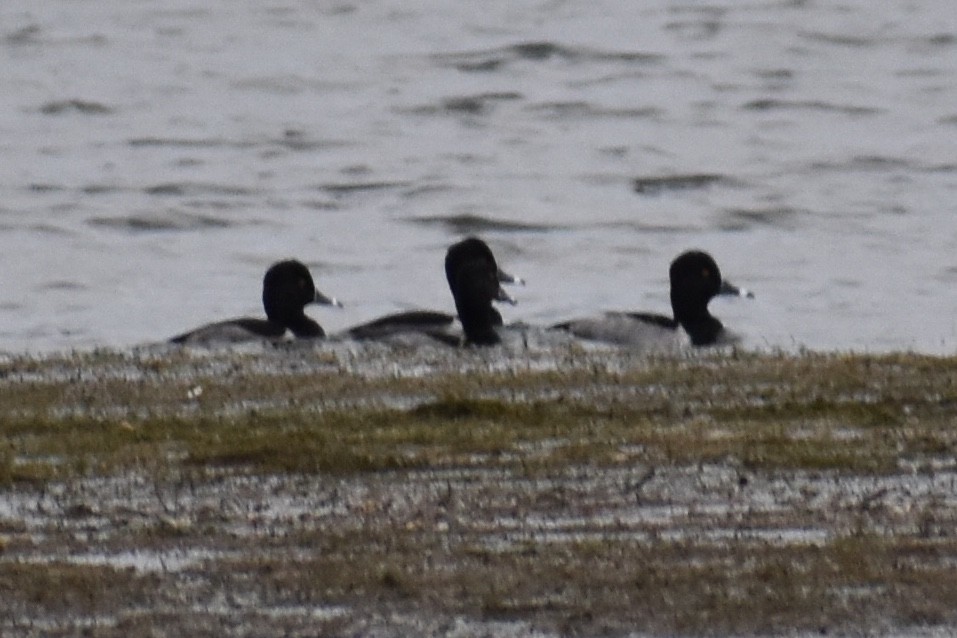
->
[[346, 237, 521, 346], [170, 259, 341, 345], [553, 250, 752, 348]]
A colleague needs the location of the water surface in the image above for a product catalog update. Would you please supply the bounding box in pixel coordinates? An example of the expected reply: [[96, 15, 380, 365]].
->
[[2, 0, 956, 353]]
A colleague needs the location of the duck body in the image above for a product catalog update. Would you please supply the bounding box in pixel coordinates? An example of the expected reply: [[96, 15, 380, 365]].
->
[[345, 310, 457, 344]]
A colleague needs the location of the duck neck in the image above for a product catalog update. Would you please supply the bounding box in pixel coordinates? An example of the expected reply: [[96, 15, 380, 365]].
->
[[285, 314, 325, 338], [674, 310, 723, 346], [672, 296, 722, 346], [463, 322, 500, 345], [456, 301, 500, 346]]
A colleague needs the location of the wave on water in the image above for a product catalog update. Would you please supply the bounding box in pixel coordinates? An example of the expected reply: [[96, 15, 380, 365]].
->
[[26, 182, 260, 199], [526, 101, 663, 120], [129, 132, 349, 152], [742, 99, 880, 115], [128, 137, 254, 149], [434, 40, 664, 72], [404, 92, 523, 116], [4, 24, 41, 44], [718, 207, 805, 232], [142, 182, 259, 197], [88, 212, 237, 232], [317, 181, 412, 198], [408, 213, 566, 234], [633, 174, 728, 195], [38, 100, 113, 115]]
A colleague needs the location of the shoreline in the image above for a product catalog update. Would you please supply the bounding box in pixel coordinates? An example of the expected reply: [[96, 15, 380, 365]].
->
[[2, 345, 957, 636]]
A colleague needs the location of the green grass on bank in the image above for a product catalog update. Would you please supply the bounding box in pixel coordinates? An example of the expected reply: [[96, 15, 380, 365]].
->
[[2, 350, 957, 484]]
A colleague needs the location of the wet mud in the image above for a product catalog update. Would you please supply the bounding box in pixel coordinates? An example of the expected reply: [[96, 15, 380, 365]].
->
[[2, 343, 957, 636]]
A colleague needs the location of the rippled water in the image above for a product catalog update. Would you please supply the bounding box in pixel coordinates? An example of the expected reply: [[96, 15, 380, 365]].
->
[[2, 0, 956, 354]]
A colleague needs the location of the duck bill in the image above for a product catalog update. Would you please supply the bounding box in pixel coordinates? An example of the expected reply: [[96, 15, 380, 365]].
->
[[718, 279, 754, 299], [314, 289, 344, 308], [495, 285, 518, 305], [497, 267, 525, 286]]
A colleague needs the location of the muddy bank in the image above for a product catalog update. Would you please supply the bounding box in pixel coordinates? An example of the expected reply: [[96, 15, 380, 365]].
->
[[2, 343, 957, 636]]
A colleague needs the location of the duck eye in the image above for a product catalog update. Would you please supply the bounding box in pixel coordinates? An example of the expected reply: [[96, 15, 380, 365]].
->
[[702, 268, 710, 278]]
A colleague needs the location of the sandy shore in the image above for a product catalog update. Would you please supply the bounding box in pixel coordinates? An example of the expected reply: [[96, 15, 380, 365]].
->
[[2, 341, 957, 636]]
